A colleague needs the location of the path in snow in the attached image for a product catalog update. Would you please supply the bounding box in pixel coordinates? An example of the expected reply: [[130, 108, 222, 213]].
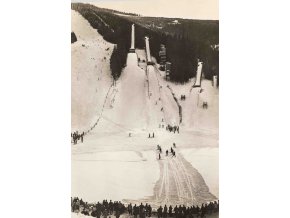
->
[[123, 150, 216, 208], [153, 152, 216, 206]]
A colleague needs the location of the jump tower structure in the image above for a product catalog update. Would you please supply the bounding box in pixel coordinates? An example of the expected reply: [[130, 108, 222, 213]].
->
[[129, 24, 153, 66], [145, 36, 154, 65], [129, 24, 135, 53]]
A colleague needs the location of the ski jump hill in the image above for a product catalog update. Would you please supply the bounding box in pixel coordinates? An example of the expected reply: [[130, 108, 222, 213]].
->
[[71, 10, 219, 208]]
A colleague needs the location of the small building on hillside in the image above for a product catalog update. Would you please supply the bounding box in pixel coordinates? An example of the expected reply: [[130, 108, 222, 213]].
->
[[159, 44, 166, 70], [165, 62, 171, 80], [213, 75, 218, 88]]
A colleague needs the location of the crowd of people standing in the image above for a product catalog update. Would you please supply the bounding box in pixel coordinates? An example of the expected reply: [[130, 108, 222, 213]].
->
[[71, 131, 84, 144], [156, 202, 219, 218], [166, 125, 179, 134], [71, 197, 126, 218], [72, 197, 219, 218], [128, 203, 152, 218], [157, 144, 176, 160], [180, 95, 186, 101]]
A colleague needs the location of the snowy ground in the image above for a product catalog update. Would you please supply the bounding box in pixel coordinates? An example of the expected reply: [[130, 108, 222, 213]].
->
[[72, 10, 219, 209]]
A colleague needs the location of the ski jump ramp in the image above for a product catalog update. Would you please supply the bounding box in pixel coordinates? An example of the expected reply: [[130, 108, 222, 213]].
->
[[145, 36, 154, 65], [193, 61, 203, 88]]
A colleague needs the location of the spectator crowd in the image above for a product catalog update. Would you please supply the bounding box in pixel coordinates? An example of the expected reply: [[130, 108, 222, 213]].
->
[[166, 125, 179, 134], [71, 197, 219, 218], [71, 131, 84, 144]]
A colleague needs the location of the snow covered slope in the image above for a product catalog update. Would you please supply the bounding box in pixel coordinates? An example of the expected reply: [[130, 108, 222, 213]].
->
[[71, 10, 114, 132]]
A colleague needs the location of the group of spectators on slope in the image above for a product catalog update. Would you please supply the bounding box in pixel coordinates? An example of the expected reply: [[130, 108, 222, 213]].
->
[[72, 197, 219, 218], [71, 198, 126, 218], [71, 131, 84, 144]]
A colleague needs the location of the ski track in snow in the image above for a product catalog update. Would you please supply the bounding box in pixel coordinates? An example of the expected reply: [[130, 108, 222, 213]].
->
[[123, 150, 216, 208], [154, 152, 216, 206]]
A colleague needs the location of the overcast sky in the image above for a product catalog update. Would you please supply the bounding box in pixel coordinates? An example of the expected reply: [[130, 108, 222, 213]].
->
[[71, 0, 219, 20]]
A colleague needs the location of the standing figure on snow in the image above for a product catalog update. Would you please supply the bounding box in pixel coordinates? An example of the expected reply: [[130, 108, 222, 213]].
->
[[148, 205, 152, 217], [148, 133, 151, 138], [174, 206, 178, 218], [163, 205, 168, 218], [166, 150, 168, 156], [157, 206, 163, 218], [158, 153, 161, 160], [133, 204, 138, 218], [128, 203, 132, 215], [152, 132, 155, 138], [169, 205, 173, 217]]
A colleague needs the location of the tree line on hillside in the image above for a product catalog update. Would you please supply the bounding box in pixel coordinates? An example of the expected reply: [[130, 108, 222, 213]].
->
[[72, 3, 130, 80], [71, 3, 219, 84]]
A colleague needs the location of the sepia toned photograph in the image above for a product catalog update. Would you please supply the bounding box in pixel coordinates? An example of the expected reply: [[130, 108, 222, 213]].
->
[[3, 1, 290, 218], [71, 0, 219, 217]]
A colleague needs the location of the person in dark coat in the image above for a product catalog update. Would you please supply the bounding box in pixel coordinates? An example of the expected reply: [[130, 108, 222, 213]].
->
[[91, 207, 97, 217], [115, 209, 121, 218], [96, 207, 101, 218], [128, 203, 133, 215], [157, 206, 163, 218], [148, 205, 152, 217], [139, 206, 145, 218], [109, 200, 113, 214], [133, 204, 138, 218], [200, 204, 206, 218], [174, 205, 178, 218], [178, 205, 182, 218], [169, 205, 173, 217], [82, 208, 90, 216], [145, 203, 149, 217], [163, 205, 168, 218]]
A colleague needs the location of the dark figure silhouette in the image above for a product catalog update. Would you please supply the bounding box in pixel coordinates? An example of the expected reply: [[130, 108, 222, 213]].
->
[[157, 206, 163, 218], [163, 205, 168, 218], [169, 205, 173, 217]]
